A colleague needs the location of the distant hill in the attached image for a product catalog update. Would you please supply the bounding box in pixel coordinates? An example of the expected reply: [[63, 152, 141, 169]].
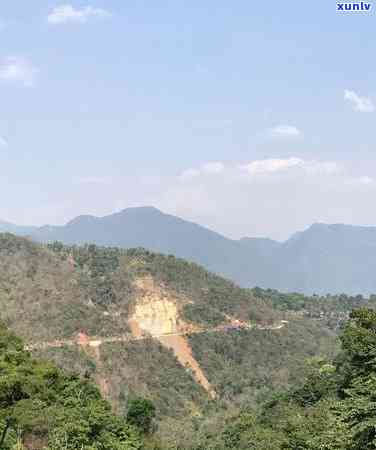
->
[[0, 219, 36, 235], [2, 207, 376, 294], [273, 223, 376, 295]]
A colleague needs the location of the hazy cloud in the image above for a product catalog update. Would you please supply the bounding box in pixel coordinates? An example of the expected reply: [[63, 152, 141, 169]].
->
[[240, 158, 341, 177], [240, 157, 304, 175], [179, 161, 225, 180], [344, 90, 375, 113], [270, 125, 302, 138], [154, 158, 376, 240], [180, 158, 342, 180], [0, 57, 38, 87], [3, 157, 375, 241], [48, 4, 112, 25], [0, 136, 8, 147]]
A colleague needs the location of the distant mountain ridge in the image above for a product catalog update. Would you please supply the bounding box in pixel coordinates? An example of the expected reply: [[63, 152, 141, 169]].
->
[[3, 207, 376, 295], [0, 219, 37, 235]]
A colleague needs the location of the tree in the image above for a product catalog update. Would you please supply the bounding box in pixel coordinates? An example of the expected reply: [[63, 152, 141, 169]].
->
[[126, 397, 156, 434], [334, 309, 376, 449], [0, 322, 142, 450]]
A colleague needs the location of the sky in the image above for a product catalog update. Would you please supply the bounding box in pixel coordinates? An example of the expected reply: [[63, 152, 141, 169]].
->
[[0, 1, 375, 241]]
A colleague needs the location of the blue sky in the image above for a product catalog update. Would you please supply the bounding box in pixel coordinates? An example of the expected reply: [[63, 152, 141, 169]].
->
[[0, 1, 375, 239]]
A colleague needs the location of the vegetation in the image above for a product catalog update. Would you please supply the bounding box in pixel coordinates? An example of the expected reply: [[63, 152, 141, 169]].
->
[[0, 322, 142, 450], [100, 339, 209, 417], [255, 287, 375, 329], [126, 397, 156, 434], [4, 234, 376, 449], [189, 319, 338, 404], [146, 308, 376, 449]]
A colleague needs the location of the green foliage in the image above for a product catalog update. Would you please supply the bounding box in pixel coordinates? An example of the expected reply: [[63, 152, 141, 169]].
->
[[126, 397, 156, 434], [0, 236, 133, 342], [185, 308, 376, 450], [189, 319, 337, 402], [183, 304, 225, 327], [333, 309, 376, 449], [291, 358, 337, 407], [0, 322, 142, 450], [100, 339, 208, 418], [48, 242, 122, 307], [7, 234, 376, 450], [258, 287, 374, 330]]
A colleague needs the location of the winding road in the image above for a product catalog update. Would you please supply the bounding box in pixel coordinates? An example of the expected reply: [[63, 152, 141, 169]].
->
[[26, 320, 288, 351]]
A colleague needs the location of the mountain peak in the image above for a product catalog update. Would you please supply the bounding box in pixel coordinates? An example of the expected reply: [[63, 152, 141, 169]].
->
[[117, 206, 163, 216]]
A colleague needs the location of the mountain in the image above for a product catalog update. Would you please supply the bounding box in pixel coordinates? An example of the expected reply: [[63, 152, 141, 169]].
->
[[4, 208, 376, 294], [0, 219, 36, 235], [272, 223, 376, 295], [30, 207, 261, 288], [0, 233, 338, 419], [3, 233, 375, 449]]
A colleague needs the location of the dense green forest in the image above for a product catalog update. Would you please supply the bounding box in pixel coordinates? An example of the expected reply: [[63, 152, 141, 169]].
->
[[0, 322, 143, 449]]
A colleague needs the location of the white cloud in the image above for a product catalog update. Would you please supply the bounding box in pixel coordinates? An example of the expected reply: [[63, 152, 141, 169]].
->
[[240, 157, 304, 175], [240, 158, 342, 177], [48, 4, 112, 25], [0, 57, 38, 87], [344, 90, 375, 113], [270, 125, 302, 138], [180, 158, 342, 181]]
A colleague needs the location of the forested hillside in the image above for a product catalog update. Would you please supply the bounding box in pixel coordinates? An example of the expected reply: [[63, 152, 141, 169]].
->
[[175, 308, 376, 450], [1, 233, 375, 449], [0, 323, 142, 449]]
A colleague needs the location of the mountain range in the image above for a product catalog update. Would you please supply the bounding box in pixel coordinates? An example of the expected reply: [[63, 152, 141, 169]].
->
[[2, 206, 376, 295]]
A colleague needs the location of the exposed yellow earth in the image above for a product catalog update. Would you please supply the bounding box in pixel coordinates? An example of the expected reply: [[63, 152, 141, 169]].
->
[[129, 276, 216, 398]]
